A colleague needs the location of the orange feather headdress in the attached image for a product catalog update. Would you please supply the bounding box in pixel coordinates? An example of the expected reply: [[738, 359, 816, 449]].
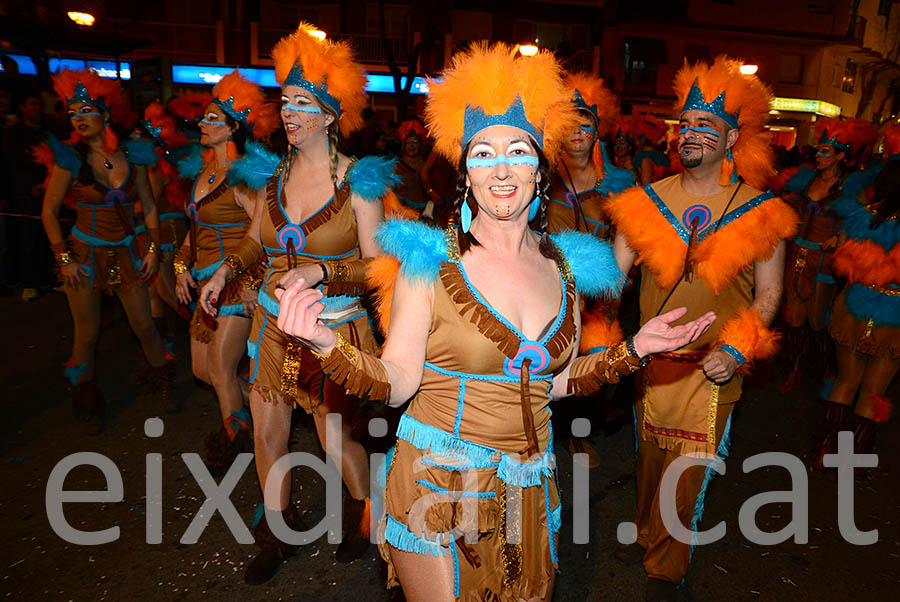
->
[[141, 102, 189, 149], [673, 55, 774, 189], [612, 116, 635, 143], [211, 70, 278, 140], [565, 72, 619, 138], [52, 68, 131, 152], [632, 113, 668, 145], [425, 42, 579, 165], [815, 117, 879, 156], [167, 89, 213, 124], [271, 22, 368, 137], [398, 119, 428, 141]]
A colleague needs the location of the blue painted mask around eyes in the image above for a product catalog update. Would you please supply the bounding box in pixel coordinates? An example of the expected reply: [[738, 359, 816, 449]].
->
[[200, 119, 227, 127], [466, 154, 540, 169], [282, 103, 322, 114], [678, 122, 721, 138], [70, 111, 102, 120], [578, 124, 597, 137]]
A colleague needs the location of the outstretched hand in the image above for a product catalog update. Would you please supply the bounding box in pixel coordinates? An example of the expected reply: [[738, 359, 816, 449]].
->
[[632, 307, 716, 357], [275, 280, 337, 355]]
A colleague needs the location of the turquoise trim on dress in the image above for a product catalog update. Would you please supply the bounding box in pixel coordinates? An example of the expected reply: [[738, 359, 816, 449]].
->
[[415, 479, 496, 499], [384, 512, 448, 557]]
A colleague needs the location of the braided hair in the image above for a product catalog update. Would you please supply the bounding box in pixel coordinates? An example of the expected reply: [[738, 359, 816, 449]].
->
[[446, 143, 556, 259], [280, 101, 341, 195]]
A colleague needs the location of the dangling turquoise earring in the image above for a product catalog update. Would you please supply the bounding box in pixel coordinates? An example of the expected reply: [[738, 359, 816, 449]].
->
[[528, 195, 541, 222], [460, 187, 473, 233]]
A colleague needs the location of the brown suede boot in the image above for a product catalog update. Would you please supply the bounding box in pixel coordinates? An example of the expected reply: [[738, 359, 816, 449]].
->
[[146, 363, 177, 413], [244, 505, 307, 585], [335, 496, 371, 563], [852, 414, 878, 480], [810, 400, 852, 471], [72, 381, 105, 435]]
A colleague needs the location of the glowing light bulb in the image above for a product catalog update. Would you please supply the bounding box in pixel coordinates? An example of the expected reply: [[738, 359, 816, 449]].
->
[[739, 64, 759, 75], [518, 45, 539, 57], [309, 29, 326, 41], [68, 11, 96, 27]]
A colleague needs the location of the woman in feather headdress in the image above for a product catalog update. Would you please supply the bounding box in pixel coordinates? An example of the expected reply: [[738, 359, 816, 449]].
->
[[34, 69, 171, 432], [128, 101, 192, 349], [170, 72, 278, 471], [197, 24, 399, 581], [780, 117, 879, 393], [812, 124, 900, 472], [275, 41, 712, 602]]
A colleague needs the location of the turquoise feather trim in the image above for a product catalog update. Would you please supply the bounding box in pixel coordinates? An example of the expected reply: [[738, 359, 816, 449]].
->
[[396, 414, 496, 466], [227, 141, 282, 190], [547, 502, 561, 534], [634, 149, 670, 168], [375, 219, 448, 285], [177, 144, 205, 179], [831, 196, 900, 250], [841, 168, 879, 203], [549, 230, 624, 298], [123, 138, 159, 167], [597, 141, 636, 197], [689, 414, 732, 559], [783, 167, 816, 193], [384, 512, 448, 557], [497, 452, 556, 488], [45, 134, 81, 174], [347, 155, 401, 201], [845, 283, 900, 327]]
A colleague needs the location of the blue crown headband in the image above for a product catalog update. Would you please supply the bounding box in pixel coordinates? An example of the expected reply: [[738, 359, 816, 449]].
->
[[462, 96, 541, 152], [680, 83, 739, 129], [818, 129, 851, 153], [140, 120, 165, 146], [572, 90, 599, 126], [67, 81, 111, 115], [284, 65, 342, 117], [212, 96, 251, 126]]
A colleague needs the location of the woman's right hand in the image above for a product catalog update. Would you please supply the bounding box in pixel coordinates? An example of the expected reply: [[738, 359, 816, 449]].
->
[[274, 281, 338, 355], [60, 262, 87, 290], [198, 273, 226, 316], [175, 271, 197, 305]]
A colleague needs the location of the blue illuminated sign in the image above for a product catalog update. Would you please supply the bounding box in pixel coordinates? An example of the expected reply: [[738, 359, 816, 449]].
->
[[172, 63, 430, 94], [0, 54, 131, 79]]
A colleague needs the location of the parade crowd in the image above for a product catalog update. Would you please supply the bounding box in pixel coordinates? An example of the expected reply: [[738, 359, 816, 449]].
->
[[1, 24, 898, 602]]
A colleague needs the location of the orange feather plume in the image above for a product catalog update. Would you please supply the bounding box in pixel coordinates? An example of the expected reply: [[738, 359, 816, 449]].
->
[[366, 256, 401, 333], [673, 55, 774, 189], [579, 312, 623, 354], [425, 42, 579, 165], [212, 71, 279, 140], [271, 22, 368, 137], [31, 143, 75, 209], [883, 123, 900, 157], [143, 102, 189, 149], [832, 239, 900, 286], [167, 89, 213, 123], [815, 117, 879, 156], [382, 190, 420, 221], [612, 116, 635, 142], [717, 307, 780, 367], [565, 72, 619, 138]]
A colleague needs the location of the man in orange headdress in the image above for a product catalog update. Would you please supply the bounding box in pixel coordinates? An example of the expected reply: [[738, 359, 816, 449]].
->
[[607, 56, 798, 600]]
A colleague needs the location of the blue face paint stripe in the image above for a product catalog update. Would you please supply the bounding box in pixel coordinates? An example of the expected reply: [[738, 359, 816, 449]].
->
[[679, 124, 721, 137], [282, 103, 322, 114], [200, 119, 227, 127], [578, 124, 596, 136], [465, 154, 540, 169], [70, 112, 102, 119]]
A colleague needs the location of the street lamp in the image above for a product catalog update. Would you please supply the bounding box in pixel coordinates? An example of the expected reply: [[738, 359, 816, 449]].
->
[[739, 64, 759, 75], [309, 29, 326, 41], [67, 11, 96, 27], [518, 44, 539, 57]]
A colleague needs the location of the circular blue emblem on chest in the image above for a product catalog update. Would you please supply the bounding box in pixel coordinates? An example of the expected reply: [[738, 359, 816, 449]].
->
[[503, 341, 551, 377], [682, 204, 711, 231], [277, 225, 305, 252]]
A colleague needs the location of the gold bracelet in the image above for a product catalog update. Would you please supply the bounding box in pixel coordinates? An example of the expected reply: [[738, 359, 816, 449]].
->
[[223, 254, 243, 278], [147, 241, 159, 254], [173, 259, 189, 275], [56, 251, 73, 265], [326, 261, 350, 282], [310, 332, 358, 364]]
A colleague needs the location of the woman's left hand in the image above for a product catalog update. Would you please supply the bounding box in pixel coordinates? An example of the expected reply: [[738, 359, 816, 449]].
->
[[277, 264, 324, 292], [274, 281, 337, 355], [240, 287, 259, 317], [140, 252, 160, 280], [632, 307, 716, 357]]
